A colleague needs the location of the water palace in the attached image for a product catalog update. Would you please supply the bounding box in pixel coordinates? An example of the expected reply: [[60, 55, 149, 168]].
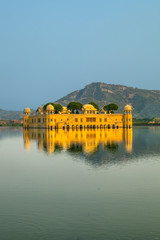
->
[[23, 104, 132, 130]]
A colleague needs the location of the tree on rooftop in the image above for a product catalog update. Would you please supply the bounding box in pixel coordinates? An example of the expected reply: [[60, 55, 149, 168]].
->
[[103, 103, 118, 113], [88, 102, 99, 111], [54, 104, 63, 113], [103, 105, 110, 113], [67, 102, 83, 113]]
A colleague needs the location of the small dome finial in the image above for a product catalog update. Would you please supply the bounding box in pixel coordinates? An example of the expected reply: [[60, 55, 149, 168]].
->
[[24, 107, 31, 114], [46, 104, 54, 111], [124, 105, 132, 112]]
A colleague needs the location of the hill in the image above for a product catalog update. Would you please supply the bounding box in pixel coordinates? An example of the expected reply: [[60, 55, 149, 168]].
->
[[0, 109, 23, 120], [1, 83, 160, 119], [56, 82, 160, 118]]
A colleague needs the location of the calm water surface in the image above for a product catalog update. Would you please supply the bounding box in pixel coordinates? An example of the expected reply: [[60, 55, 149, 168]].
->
[[0, 127, 160, 240]]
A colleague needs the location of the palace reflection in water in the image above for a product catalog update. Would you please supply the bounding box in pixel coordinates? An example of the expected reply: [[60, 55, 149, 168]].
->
[[23, 128, 132, 165], [2, 127, 160, 240]]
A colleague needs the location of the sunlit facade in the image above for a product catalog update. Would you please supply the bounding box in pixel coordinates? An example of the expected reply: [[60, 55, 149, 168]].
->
[[23, 104, 132, 130]]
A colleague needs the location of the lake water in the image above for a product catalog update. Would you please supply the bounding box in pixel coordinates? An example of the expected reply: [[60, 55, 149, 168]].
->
[[0, 127, 160, 240]]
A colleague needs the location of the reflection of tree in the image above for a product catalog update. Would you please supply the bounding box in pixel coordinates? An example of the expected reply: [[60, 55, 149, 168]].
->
[[23, 128, 134, 167], [54, 144, 63, 152], [43, 142, 48, 152], [80, 143, 134, 168], [68, 144, 83, 154], [104, 143, 119, 152]]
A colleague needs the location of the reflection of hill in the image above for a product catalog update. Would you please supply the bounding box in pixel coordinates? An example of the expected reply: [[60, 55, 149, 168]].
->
[[23, 128, 133, 166], [84, 127, 160, 167], [133, 127, 160, 154], [23, 126, 160, 167], [0, 127, 22, 141]]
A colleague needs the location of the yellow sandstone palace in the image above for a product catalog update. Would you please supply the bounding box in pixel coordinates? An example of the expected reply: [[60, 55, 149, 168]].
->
[[23, 104, 132, 130]]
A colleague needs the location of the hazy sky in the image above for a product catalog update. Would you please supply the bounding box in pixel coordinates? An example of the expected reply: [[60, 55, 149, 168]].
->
[[0, 0, 160, 110]]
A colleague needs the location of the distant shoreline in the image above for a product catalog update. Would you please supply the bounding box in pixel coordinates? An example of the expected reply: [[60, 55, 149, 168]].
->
[[0, 123, 23, 127], [133, 123, 160, 126]]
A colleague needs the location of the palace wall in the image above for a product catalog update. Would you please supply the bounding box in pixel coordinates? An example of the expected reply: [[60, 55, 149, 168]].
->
[[23, 112, 132, 129]]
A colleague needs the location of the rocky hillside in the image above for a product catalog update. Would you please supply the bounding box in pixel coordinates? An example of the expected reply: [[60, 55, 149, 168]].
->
[[1, 82, 160, 119], [56, 82, 160, 118], [0, 109, 23, 120]]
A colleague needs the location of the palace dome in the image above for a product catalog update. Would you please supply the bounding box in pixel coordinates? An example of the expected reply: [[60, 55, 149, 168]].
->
[[124, 105, 132, 111], [24, 107, 31, 114], [82, 104, 96, 110], [46, 104, 54, 111]]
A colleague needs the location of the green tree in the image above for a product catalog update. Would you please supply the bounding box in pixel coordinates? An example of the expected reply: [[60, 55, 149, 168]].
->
[[103, 104, 111, 113], [54, 104, 63, 113], [88, 102, 99, 111], [109, 103, 118, 113], [67, 102, 83, 113], [105, 143, 119, 152], [103, 103, 118, 113]]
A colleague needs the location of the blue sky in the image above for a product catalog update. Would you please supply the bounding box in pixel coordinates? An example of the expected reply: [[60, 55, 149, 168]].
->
[[0, 0, 160, 110]]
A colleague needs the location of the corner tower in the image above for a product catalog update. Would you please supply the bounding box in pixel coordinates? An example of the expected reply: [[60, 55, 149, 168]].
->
[[123, 105, 132, 128], [23, 107, 31, 129], [46, 104, 54, 130]]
